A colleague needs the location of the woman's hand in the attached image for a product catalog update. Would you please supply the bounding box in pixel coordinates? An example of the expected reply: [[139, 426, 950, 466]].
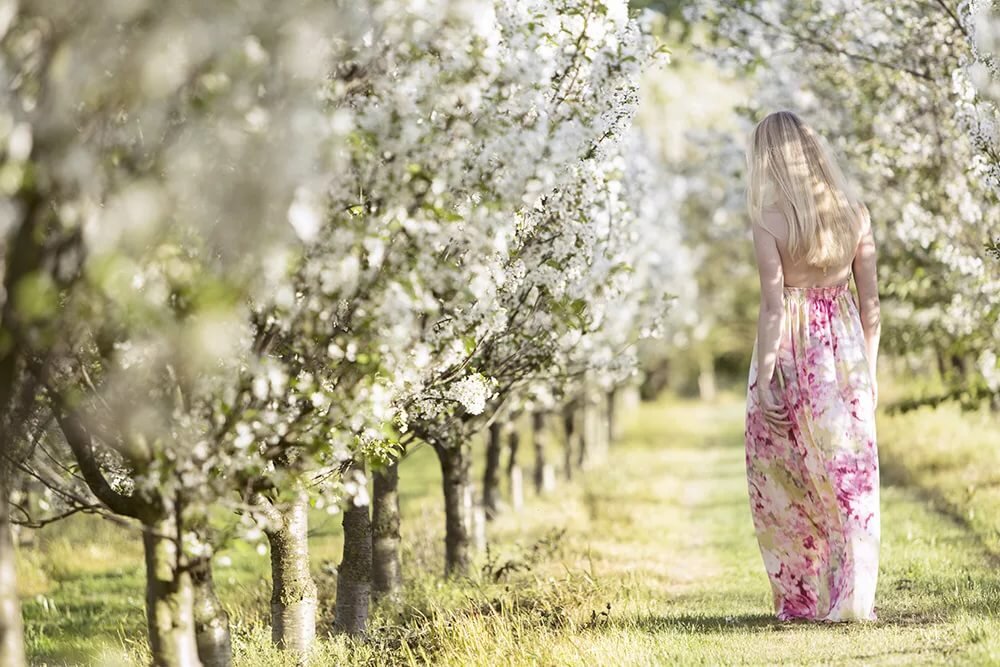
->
[[757, 382, 792, 431]]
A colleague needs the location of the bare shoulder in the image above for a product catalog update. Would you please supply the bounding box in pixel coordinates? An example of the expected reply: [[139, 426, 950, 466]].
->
[[756, 206, 787, 238], [856, 201, 872, 236]]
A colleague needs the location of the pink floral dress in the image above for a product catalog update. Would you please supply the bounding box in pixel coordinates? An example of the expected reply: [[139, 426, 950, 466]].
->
[[745, 284, 880, 622]]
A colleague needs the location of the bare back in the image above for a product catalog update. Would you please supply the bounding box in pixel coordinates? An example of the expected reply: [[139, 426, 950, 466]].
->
[[751, 203, 880, 390], [756, 206, 860, 287]]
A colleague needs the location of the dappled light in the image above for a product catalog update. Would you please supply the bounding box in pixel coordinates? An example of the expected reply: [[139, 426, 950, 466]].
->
[[0, 1, 998, 665]]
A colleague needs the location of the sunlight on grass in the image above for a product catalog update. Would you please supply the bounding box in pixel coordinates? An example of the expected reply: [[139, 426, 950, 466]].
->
[[17, 395, 1000, 665], [879, 403, 1000, 555]]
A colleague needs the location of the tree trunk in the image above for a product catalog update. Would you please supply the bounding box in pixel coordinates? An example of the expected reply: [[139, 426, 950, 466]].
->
[[191, 556, 232, 667], [531, 412, 546, 494], [471, 501, 487, 554], [577, 399, 589, 469], [507, 420, 521, 477], [266, 492, 318, 654], [372, 461, 401, 602], [506, 419, 523, 510], [542, 464, 557, 492], [0, 476, 25, 667], [640, 360, 669, 399], [143, 517, 202, 667], [606, 387, 617, 446], [621, 382, 641, 412], [508, 465, 524, 512], [698, 353, 717, 401], [951, 354, 968, 380], [334, 461, 372, 635], [562, 403, 576, 480], [482, 421, 504, 520], [436, 443, 471, 577]]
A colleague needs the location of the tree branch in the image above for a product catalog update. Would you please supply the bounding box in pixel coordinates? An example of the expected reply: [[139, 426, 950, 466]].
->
[[10, 502, 103, 528], [249, 493, 286, 534], [52, 405, 155, 521], [930, 0, 970, 38], [734, 5, 934, 82]]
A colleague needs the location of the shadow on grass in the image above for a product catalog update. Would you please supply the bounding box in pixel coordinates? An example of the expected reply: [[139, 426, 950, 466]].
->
[[881, 475, 1000, 567], [600, 609, 948, 636], [586, 611, 956, 665], [609, 612, 781, 634]]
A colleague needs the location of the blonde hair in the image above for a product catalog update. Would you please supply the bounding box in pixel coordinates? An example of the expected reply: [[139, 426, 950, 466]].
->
[[747, 110, 863, 268]]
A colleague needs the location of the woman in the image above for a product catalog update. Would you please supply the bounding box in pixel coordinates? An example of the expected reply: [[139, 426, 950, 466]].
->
[[744, 110, 881, 622]]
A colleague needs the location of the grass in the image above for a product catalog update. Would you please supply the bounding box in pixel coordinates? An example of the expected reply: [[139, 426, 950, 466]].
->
[[878, 403, 1000, 556], [18, 394, 1000, 665]]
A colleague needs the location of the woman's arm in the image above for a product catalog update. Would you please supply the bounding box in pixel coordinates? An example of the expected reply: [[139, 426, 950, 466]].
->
[[852, 205, 881, 405], [751, 219, 790, 429]]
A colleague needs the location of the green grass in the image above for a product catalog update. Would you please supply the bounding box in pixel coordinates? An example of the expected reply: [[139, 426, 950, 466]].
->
[[878, 403, 1000, 556], [19, 395, 1000, 665]]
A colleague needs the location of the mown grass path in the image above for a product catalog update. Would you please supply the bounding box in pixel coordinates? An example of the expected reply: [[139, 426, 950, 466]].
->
[[19, 396, 1000, 665], [518, 398, 1000, 666]]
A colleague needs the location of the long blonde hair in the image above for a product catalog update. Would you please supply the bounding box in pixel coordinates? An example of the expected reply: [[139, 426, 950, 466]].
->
[[747, 110, 862, 268]]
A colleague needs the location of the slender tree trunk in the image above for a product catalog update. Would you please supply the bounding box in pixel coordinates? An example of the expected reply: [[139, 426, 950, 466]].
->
[[577, 399, 590, 469], [531, 412, 546, 494], [943, 353, 967, 386], [542, 464, 557, 492], [698, 353, 716, 401], [334, 461, 372, 635], [507, 423, 523, 512], [0, 475, 25, 667], [191, 556, 232, 667], [599, 392, 610, 459], [506, 419, 520, 480], [471, 501, 486, 553], [436, 443, 471, 577], [266, 493, 318, 654], [622, 382, 641, 412], [951, 354, 969, 381], [640, 361, 669, 400], [372, 461, 401, 602], [482, 421, 504, 520], [606, 387, 617, 446], [143, 517, 202, 667], [562, 403, 576, 480]]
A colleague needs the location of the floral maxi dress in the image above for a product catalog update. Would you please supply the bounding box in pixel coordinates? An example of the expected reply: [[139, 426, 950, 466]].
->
[[745, 284, 879, 622]]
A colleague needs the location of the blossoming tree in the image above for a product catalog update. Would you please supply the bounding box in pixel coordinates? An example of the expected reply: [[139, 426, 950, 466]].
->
[[1, 2, 346, 664], [3, 0, 686, 663]]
